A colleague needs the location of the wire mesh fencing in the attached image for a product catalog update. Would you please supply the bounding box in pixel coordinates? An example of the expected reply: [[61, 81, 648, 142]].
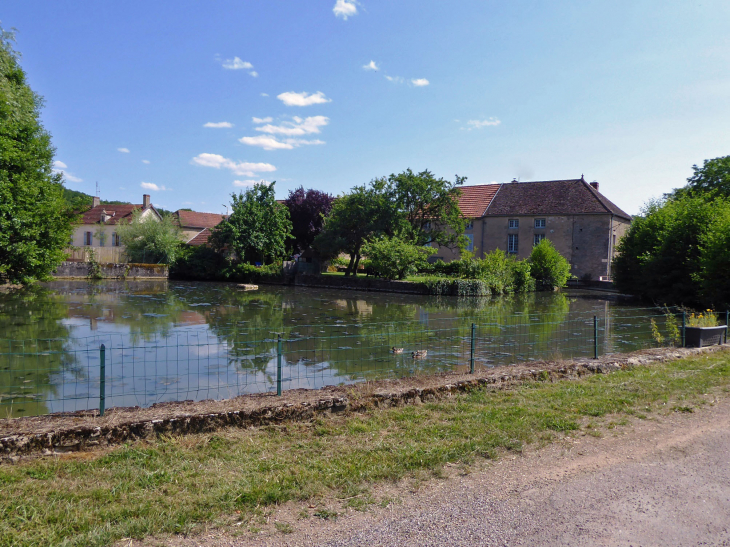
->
[[1, 309, 726, 418]]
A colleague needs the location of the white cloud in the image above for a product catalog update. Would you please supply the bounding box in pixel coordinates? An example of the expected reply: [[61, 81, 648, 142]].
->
[[239, 135, 294, 151], [204, 121, 234, 128], [140, 182, 169, 191], [221, 57, 258, 77], [191, 153, 277, 177], [118, 147, 130, 153], [142, 160, 151, 164], [363, 60, 379, 71], [252, 116, 273, 123], [411, 78, 430, 87], [277, 91, 331, 107], [333, 0, 358, 20], [255, 115, 329, 136], [385, 75, 404, 83], [222, 57, 252, 70], [239, 134, 325, 151], [233, 179, 270, 187], [260, 92, 269, 97], [466, 118, 501, 129], [52, 160, 83, 182]]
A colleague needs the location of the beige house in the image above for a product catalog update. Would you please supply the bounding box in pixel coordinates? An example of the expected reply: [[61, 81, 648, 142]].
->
[[172, 210, 228, 246], [431, 178, 632, 281], [69, 194, 161, 262]]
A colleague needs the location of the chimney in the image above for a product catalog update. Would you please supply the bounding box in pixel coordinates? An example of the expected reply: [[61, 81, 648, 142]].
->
[[590, 182, 599, 192], [92, 196, 100, 208], [143, 194, 151, 208]]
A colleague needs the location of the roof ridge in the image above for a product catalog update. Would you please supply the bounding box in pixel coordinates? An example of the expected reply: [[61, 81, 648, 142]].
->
[[484, 183, 504, 216], [581, 179, 612, 215]]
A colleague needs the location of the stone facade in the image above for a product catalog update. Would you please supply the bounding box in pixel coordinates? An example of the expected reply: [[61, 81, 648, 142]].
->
[[431, 179, 632, 280]]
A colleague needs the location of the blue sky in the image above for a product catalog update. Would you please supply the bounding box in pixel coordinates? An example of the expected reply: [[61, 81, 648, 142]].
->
[[4, 0, 730, 215]]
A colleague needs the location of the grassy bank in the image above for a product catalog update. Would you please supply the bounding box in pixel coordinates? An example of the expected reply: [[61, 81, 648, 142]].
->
[[2, 350, 730, 546]]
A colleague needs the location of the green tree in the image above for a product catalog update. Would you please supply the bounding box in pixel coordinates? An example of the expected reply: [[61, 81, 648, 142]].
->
[[613, 195, 722, 305], [529, 239, 571, 291], [315, 182, 392, 275], [699, 203, 730, 307], [211, 182, 293, 265], [362, 235, 436, 280], [116, 209, 183, 264], [0, 28, 73, 284], [386, 169, 467, 248], [678, 155, 730, 199]]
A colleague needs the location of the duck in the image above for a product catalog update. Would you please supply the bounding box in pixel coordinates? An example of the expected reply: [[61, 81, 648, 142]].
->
[[392, 347, 404, 354], [412, 350, 428, 359]]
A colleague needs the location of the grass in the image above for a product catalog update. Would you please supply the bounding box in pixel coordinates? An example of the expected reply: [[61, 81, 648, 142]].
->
[[2, 350, 730, 546]]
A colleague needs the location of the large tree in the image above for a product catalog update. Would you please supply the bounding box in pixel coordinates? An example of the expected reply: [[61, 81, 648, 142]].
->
[[284, 186, 334, 253], [386, 169, 467, 248], [314, 181, 392, 275], [0, 28, 73, 284], [116, 209, 183, 264], [681, 155, 730, 199], [211, 182, 293, 265]]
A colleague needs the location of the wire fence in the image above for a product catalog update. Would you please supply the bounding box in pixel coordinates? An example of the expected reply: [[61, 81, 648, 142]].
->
[[1, 309, 727, 418]]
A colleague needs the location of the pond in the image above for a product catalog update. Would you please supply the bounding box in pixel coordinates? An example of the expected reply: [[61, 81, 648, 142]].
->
[[0, 280, 666, 417]]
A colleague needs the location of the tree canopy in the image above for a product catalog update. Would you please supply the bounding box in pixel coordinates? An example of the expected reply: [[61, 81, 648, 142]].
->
[[678, 155, 730, 199], [0, 28, 73, 284], [116, 209, 183, 264], [211, 182, 293, 265], [284, 186, 334, 253], [315, 169, 466, 275]]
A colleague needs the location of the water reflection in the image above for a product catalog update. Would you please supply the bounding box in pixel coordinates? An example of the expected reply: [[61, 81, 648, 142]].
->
[[0, 280, 656, 416]]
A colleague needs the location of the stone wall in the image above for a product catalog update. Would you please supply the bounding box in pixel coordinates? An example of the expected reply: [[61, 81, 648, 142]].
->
[[294, 274, 432, 294], [53, 261, 169, 279]]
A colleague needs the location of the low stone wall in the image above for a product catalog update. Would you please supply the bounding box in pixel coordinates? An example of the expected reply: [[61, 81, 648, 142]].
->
[[53, 261, 169, 279], [294, 274, 432, 294], [1, 344, 726, 459]]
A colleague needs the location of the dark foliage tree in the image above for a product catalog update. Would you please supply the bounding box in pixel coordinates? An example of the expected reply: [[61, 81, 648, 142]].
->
[[675, 155, 730, 199], [0, 29, 73, 284], [284, 186, 334, 253]]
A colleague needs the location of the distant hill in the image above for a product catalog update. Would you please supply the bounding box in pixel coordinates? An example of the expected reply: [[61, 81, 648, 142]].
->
[[63, 187, 131, 213]]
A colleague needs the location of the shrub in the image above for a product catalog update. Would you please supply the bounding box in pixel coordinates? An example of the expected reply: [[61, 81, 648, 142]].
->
[[116, 209, 184, 264], [170, 245, 226, 280], [529, 239, 571, 290], [361, 236, 436, 280]]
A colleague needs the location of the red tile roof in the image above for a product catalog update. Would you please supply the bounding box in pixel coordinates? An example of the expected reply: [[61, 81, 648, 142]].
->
[[484, 179, 631, 219], [80, 204, 144, 225], [187, 228, 213, 246], [175, 210, 227, 229], [457, 184, 501, 217]]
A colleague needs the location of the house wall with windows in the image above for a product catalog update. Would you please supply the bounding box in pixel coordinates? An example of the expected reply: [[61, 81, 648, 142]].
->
[[430, 179, 632, 280]]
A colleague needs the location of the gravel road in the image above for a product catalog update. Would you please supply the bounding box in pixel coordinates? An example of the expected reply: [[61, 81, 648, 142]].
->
[[137, 397, 730, 547]]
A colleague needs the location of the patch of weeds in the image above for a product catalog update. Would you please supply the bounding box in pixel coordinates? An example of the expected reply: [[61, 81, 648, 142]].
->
[[248, 526, 261, 534], [314, 508, 338, 520], [346, 494, 375, 511], [545, 417, 580, 431], [297, 509, 309, 520], [274, 522, 294, 534], [379, 496, 401, 509], [607, 418, 630, 429], [672, 405, 694, 413], [587, 429, 603, 438]]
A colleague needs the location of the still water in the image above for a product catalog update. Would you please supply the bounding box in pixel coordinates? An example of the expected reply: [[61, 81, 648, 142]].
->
[[0, 280, 661, 417]]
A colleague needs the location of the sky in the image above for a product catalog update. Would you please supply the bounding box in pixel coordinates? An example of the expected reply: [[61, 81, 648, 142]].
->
[[4, 0, 730, 215]]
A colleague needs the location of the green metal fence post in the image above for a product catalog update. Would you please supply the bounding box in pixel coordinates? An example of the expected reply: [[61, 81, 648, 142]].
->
[[593, 316, 598, 359], [726, 311, 729, 344], [682, 311, 686, 348], [277, 334, 282, 396], [470, 323, 475, 373], [99, 344, 106, 417]]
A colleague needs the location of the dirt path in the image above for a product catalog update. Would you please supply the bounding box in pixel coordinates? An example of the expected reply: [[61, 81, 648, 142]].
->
[[139, 395, 730, 547]]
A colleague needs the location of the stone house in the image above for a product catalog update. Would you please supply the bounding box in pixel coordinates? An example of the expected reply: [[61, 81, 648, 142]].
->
[[69, 194, 161, 262], [431, 178, 632, 280], [172, 210, 228, 246]]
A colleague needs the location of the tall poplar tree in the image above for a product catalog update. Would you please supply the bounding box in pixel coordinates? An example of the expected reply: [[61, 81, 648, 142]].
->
[[0, 28, 72, 284]]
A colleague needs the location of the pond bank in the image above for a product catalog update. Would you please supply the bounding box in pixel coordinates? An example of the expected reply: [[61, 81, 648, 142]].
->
[[2, 344, 725, 459]]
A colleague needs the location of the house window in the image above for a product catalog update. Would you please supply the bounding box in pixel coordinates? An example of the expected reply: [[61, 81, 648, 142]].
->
[[534, 234, 546, 246], [465, 234, 474, 252], [508, 234, 518, 254], [508, 219, 519, 229], [465, 220, 474, 230], [534, 218, 546, 229], [84, 231, 93, 246], [112, 232, 121, 247]]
